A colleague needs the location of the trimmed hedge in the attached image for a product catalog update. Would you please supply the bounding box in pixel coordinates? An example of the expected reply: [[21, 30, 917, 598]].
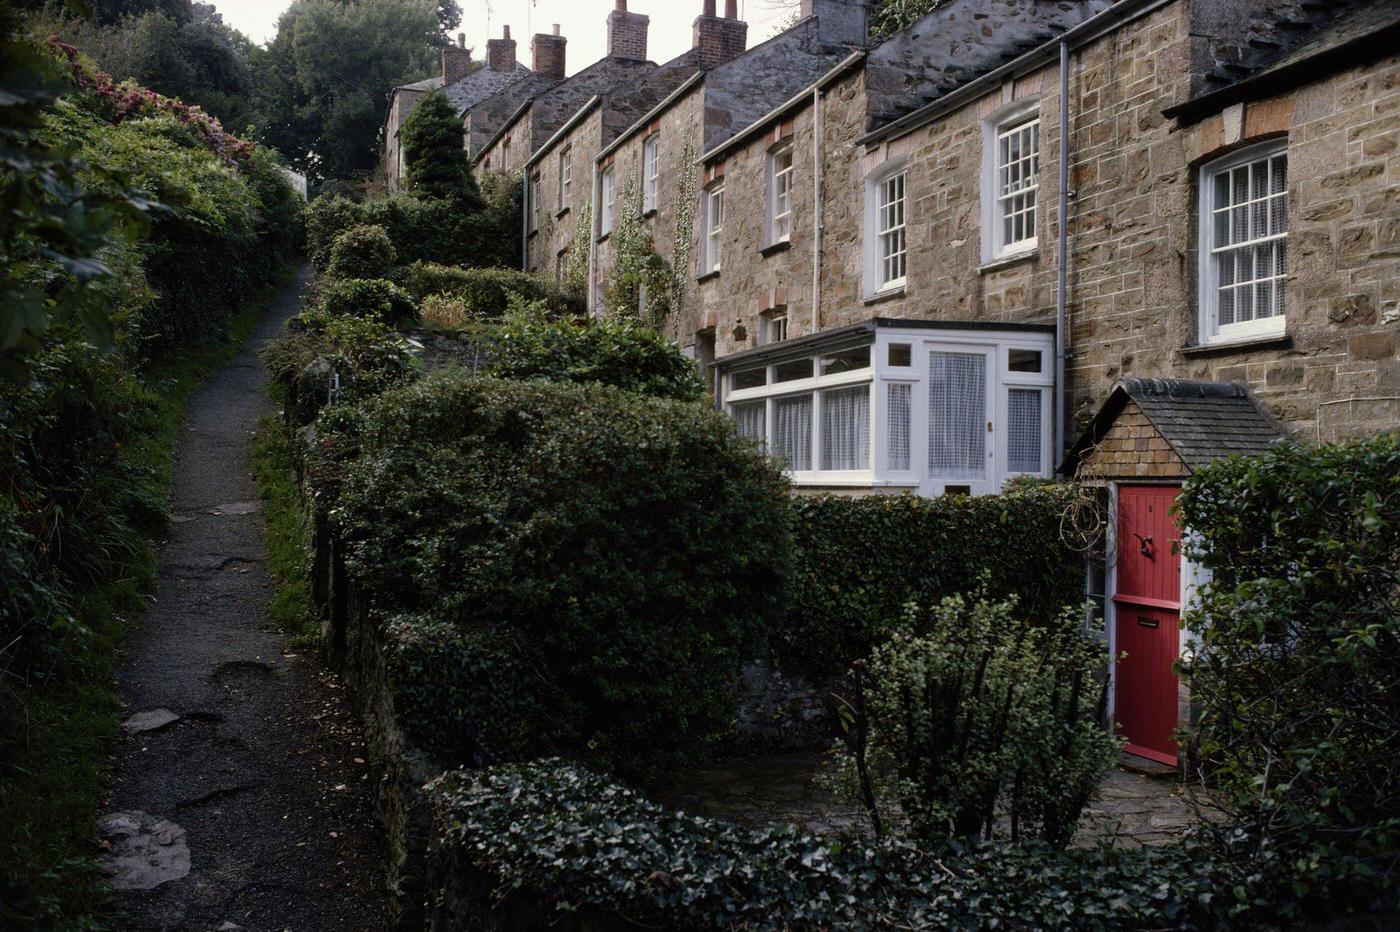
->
[[318, 278, 419, 327], [394, 261, 578, 317], [326, 223, 395, 280], [779, 488, 1082, 684], [314, 373, 792, 779], [426, 759, 1264, 931]]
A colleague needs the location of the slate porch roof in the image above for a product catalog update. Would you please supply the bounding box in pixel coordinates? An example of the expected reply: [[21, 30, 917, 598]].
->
[[1064, 379, 1284, 474]]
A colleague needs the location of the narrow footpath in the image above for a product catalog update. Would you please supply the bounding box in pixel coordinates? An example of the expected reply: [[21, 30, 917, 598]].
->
[[101, 266, 389, 930]]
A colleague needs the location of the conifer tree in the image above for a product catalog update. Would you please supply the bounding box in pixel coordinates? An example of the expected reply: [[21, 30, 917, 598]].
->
[[401, 90, 480, 205]]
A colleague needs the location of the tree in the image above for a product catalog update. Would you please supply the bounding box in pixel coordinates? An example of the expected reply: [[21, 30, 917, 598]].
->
[[400, 89, 478, 203], [251, 0, 440, 184]]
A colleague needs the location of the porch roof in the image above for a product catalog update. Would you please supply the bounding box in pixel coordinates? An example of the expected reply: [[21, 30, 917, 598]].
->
[[713, 317, 1053, 370], [1063, 379, 1284, 475]]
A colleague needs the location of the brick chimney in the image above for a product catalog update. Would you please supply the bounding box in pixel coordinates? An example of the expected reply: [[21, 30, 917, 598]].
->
[[801, 0, 870, 47], [693, 0, 748, 70], [532, 24, 567, 81], [607, 0, 650, 62], [441, 32, 473, 86], [486, 25, 517, 73]]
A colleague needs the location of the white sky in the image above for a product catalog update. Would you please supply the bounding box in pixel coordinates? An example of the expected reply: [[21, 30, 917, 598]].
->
[[216, 0, 800, 70]]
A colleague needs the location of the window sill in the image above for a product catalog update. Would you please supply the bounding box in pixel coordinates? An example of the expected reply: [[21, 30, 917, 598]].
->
[[761, 240, 792, 258], [697, 270, 721, 284], [555, 206, 570, 219], [863, 286, 906, 306], [978, 249, 1039, 274], [1182, 332, 1292, 357]]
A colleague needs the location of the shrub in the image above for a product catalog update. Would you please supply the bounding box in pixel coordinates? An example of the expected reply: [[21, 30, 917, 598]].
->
[[318, 278, 418, 327], [400, 89, 480, 205], [317, 374, 792, 778], [1179, 436, 1400, 914], [395, 261, 576, 315], [780, 488, 1082, 685], [306, 194, 365, 269], [838, 594, 1118, 848], [487, 311, 705, 402], [262, 315, 418, 426], [326, 224, 395, 280], [425, 759, 1270, 930]]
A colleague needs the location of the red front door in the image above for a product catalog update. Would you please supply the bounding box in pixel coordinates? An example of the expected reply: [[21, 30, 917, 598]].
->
[[1113, 484, 1182, 766]]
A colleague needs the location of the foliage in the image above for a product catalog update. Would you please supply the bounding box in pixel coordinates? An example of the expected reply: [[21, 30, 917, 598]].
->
[[562, 199, 590, 303], [779, 487, 1083, 685], [869, 0, 952, 38], [426, 758, 1294, 931], [263, 314, 418, 426], [318, 277, 418, 327], [668, 132, 698, 326], [250, 0, 442, 183], [604, 169, 674, 323], [304, 188, 519, 271], [251, 419, 319, 645], [486, 308, 705, 402], [1178, 436, 1400, 916], [400, 89, 479, 204], [314, 373, 792, 778], [394, 261, 576, 317], [837, 594, 1117, 848], [326, 223, 395, 280]]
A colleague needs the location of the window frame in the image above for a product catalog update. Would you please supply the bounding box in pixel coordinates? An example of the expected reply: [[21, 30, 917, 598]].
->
[[863, 160, 908, 297], [528, 171, 542, 234], [767, 142, 795, 246], [700, 182, 725, 276], [760, 309, 789, 346], [599, 165, 616, 238], [1196, 140, 1289, 345], [559, 145, 572, 212], [981, 100, 1041, 262], [642, 135, 660, 214]]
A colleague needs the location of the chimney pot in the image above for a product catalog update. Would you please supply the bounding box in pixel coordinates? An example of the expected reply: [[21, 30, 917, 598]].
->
[[703, 0, 716, 16], [725, 0, 738, 18], [553, 23, 561, 36], [503, 25, 511, 39], [457, 32, 465, 48]]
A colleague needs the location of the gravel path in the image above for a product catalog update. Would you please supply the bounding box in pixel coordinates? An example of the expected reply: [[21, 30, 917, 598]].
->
[[101, 266, 389, 931]]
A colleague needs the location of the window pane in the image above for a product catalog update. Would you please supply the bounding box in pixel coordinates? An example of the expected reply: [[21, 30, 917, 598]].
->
[[1008, 349, 1043, 373], [888, 343, 912, 367], [774, 358, 814, 382], [887, 382, 911, 470], [928, 351, 986, 479], [1008, 388, 1043, 474], [822, 345, 871, 375], [821, 386, 870, 471], [732, 367, 766, 390], [773, 395, 813, 471], [731, 400, 766, 443]]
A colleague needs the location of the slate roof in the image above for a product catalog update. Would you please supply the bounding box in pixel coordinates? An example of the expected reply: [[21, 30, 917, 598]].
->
[[443, 63, 533, 114], [1064, 379, 1284, 473]]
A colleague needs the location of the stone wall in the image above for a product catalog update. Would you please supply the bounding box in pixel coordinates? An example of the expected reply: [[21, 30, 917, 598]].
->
[[384, 88, 426, 194], [526, 107, 601, 280]]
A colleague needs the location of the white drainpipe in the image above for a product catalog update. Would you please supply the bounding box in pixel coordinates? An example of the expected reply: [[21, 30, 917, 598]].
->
[[1054, 40, 1071, 470], [587, 164, 599, 315]]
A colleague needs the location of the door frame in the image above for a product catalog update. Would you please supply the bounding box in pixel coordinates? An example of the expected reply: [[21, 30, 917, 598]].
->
[[1104, 480, 1200, 766]]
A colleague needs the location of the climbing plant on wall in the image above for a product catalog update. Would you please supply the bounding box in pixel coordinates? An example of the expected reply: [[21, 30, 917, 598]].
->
[[563, 201, 591, 305], [668, 133, 699, 337], [605, 169, 672, 324]]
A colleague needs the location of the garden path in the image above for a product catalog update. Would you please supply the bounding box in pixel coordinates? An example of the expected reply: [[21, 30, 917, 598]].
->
[[100, 266, 389, 930]]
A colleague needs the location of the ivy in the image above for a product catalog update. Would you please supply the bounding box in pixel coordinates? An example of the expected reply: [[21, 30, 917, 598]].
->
[[667, 133, 699, 334], [604, 169, 672, 324], [563, 200, 591, 304]]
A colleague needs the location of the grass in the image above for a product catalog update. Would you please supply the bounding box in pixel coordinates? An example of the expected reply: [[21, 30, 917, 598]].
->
[[252, 416, 320, 648], [0, 264, 297, 931]]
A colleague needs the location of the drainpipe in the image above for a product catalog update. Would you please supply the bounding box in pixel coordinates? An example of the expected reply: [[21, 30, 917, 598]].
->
[[520, 168, 529, 272], [587, 164, 599, 316], [811, 84, 824, 335], [1054, 40, 1071, 471]]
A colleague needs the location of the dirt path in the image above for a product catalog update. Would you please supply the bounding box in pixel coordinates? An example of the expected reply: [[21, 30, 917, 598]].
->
[[101, 266, 389, 931]]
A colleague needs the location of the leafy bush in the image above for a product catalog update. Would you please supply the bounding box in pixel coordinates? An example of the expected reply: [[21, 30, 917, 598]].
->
[[1179, 436, 1400, 913], [839, 594, 1117, 848], [487, 311, 705, 402], [395, 261, 577, 316], [780, 488, 1082, 685], [326, 223, 395, 280], [318, 278, 418, 326], [400, 89, 480, 204], [306, 194, 363, 269], [316, 374, 792, 778], [426, 759, 1274, 931], [262, 315, 418, 426]]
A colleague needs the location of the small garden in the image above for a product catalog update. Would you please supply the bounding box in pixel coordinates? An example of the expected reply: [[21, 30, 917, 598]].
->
[[257, 81, 1400, 932]]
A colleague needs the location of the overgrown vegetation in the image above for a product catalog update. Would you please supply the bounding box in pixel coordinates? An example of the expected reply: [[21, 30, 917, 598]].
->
[[0, 21, 301, 925], [393, 261, 578, 317], [399, 88, 479, 203], [1180, 436, 1400, 917]]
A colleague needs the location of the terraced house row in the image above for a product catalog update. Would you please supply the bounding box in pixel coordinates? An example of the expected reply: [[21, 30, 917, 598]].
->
[[386, 0, 1399, 768]]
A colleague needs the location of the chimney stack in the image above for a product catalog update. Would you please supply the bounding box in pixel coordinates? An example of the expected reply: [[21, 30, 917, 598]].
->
[[532, 24, 567, 81], [693, 0, 748, 69], [801, 0, 870, 47], [487, 25, 517, 72], [607, 0, 650, 62], [441, 34, 473, 86]]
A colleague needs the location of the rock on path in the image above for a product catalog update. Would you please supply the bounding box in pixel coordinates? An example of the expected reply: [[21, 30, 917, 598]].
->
[[103, 265, 388, 930]]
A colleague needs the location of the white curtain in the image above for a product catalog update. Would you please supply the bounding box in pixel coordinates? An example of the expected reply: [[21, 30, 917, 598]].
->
[[887, 382, 911, 471], [928, 351, 986, 479], [731, 401, 766, 445], [1007, 388, 1043, 474], [822, 386, 870, 470], [773, 395, 813, 471]]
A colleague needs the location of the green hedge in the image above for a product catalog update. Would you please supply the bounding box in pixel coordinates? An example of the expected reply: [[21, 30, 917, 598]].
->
[[779, 487, 1083, 684], [394, 261, 578, 317], [1179, 436, 1400, 914], [326, 224, 395, 280], [315, 373, 792, 779], [426, 759, 1269, 931], [318, 278, 419, 327]]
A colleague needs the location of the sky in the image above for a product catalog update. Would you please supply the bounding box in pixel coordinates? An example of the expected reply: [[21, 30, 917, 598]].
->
[[217, 0, 800, 69]]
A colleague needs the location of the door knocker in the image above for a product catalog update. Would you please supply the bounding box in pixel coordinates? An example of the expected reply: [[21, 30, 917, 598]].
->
[[1133, 533, 1154, 559]]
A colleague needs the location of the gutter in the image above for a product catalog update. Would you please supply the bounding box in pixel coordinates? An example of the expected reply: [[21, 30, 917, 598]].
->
[[1163, 15, 1400, 125], [525, 95, 602, 169], [595, 72, 705, 166], [858, 0, 1172, 149], [700, 52, 866, 166]]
